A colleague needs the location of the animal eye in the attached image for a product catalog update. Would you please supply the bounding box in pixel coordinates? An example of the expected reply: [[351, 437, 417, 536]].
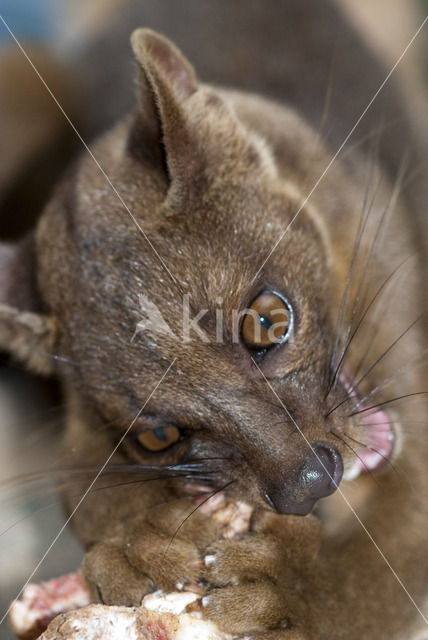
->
[[137, 426, 181, 452], [241, 292, 292, 349]]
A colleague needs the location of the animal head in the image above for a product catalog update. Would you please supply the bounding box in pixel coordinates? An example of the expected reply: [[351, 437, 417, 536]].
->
[[0, 29, 411, 519]]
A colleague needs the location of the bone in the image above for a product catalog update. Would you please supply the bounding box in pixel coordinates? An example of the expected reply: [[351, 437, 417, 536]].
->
[[38, 592, 232, 640]]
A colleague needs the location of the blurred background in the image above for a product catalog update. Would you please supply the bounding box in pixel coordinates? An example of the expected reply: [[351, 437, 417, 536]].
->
[[0, 1, 427, 639], [0, 4, 126, 638]]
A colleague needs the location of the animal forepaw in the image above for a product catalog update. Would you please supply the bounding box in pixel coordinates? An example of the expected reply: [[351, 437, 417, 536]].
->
[[250, 510, 322, 569], [201, 509, 320, 636], [202, 582, 288, 636], [204, 535, 287, 586], [82, 498, 219, 605], [124, 498, 219, 591], [82, 540, 154, 606]]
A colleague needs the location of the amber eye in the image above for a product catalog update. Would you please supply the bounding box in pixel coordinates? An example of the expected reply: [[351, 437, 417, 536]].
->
[[136, 426, 181, 452], [241, 292, 292, 349]]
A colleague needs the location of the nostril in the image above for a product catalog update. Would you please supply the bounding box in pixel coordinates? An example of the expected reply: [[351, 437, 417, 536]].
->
[[265, 441, 343, 516]]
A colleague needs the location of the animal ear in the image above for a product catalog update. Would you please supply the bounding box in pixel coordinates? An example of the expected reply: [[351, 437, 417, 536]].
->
[[0, 236, 56, 374], [129, 28, 200, 196]]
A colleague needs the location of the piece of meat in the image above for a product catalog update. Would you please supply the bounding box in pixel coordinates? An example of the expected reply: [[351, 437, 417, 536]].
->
[[38, 591, 232, 640], [9, 572, 91, 640], [197, 493, 253, 539]]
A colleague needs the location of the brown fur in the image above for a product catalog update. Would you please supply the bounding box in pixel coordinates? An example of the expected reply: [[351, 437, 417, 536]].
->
[[1, 4, 428, 639]]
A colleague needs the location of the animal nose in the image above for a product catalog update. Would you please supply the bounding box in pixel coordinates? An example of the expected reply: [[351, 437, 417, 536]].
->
[[266, 442, 343, 515]]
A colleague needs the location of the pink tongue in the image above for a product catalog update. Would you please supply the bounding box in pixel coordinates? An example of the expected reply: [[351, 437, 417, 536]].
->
[[9, 571, 91, 640]]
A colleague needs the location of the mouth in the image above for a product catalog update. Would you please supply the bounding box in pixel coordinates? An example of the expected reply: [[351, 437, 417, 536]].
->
[[340, 374, 396, 481]]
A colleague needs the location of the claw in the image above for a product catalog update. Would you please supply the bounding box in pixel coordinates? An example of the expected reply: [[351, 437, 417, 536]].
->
[[204, 554, 217, 567]]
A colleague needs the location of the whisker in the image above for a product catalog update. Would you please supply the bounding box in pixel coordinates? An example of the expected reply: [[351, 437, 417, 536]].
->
[[90, 475, 215, 497], [326, 312, 420, 417], [352, 258, 413, 379], [355, 420, 428, 428], [317, 44, 337, 139], [0, 461, 220, 492], [331, 430, 378, 484], [330, 185, 387, 387], [0, 473, 214, 539], [354, 420, 398, 428], [328, 145, 380, 391], [349, 392, 428, 416], [353, 347, 428, 410], [341, 431, 408, 486], [337, 153, 420, 386], [352, 316, 420, 400], [164, 480, 236, 556], [339, 118, 403, 162], [326, 255, 412, 409], [328, 159, 408, 393]]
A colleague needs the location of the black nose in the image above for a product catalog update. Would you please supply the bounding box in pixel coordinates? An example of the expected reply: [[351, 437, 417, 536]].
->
[[266, 442, 343, 516]]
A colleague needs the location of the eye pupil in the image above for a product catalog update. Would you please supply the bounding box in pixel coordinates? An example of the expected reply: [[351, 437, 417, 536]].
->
[[241, 292, 292, 349], [258, 314, 272, 330], [154, 427, 167, 442], [136, 426, 180, 452]]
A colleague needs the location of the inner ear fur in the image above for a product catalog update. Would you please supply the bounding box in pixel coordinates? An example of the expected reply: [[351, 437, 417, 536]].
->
[[0, 235, 56, 374], [128, 28, 201, 193]]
